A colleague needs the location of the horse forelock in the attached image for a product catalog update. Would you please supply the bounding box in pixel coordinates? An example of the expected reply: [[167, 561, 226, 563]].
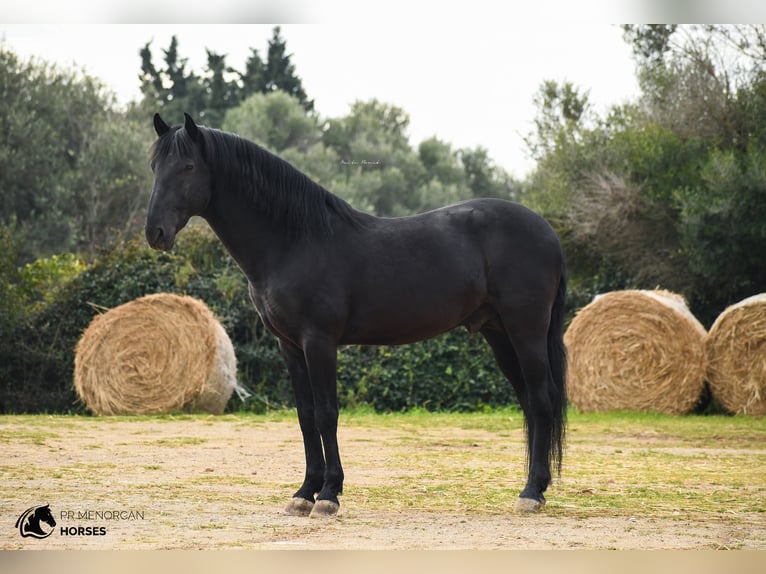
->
[[151, 125, 194, 168]]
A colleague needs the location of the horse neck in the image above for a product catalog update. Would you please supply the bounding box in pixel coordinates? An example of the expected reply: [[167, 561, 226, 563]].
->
[[26, 516, 42, 532], [202, 187, 298, 285]]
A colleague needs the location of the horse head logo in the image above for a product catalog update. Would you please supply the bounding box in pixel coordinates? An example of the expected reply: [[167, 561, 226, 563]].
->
[[15, 504, 56, 539]]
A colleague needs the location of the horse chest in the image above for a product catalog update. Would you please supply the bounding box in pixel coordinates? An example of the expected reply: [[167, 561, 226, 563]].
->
[[247, 282, 306, 345], [248, 282, 279, 327]]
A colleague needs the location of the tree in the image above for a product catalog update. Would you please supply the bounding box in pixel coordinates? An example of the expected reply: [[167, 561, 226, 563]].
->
[[678, 145, 766, 317], [418, 137, 465, 185], [522, 80, 597, 216], [261, 26, 313, 112], [625, 25, 766, 321], [458, 146, 518, 200], [0, 43, 133, 260], [415, 137, 469, 207], [221, 90, 346, 192], [525, 80, 592, 162], [137, 28, 313, 126], [240, 48, 267, 95], [202, 50, 240, 127], [163, 36, 193, 105], [526, 25, 766, 324], [138, 36, 207, 122], [622, 24, 678, 66], [323, 99, 412, 161], [69, 114, 154, 254], [322, 99, 425, 216], [223, 91, 321, 152]]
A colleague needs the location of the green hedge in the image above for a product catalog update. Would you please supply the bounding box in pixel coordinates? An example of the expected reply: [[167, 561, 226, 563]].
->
[[337, 336, 514, 412], [0, 226, 517, 413]]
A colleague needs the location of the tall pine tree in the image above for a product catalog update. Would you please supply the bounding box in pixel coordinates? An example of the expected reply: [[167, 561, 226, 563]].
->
[[262, 27, 314, 111], [137, 28, 313, 123], [241, 48, 267, 95], [138, 36, 205, 121], [202, 50, 239, 126]]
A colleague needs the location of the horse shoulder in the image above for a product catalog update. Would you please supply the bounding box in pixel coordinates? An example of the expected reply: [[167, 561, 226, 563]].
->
[[247, 262, 349, 346]]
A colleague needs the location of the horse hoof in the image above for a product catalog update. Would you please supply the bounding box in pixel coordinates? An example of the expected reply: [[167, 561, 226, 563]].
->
[[284, 497, 314, 517], [309, 500, 340, 518], [515, 497, 545, 513]]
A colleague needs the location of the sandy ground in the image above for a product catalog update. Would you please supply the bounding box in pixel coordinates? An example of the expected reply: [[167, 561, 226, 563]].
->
[[2, 416, 763, 550]]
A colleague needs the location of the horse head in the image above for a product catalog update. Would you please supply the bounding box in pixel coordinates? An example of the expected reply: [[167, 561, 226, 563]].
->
[[146, 113, 212, 251], [34, 504, 56, 529], [16, 504, 56, 538]]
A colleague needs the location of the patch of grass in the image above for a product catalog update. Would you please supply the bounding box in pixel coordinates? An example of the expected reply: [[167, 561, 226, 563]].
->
[[187, 475, 260, 486], [330, 408, 765, 520], [193, 522, 228, 530], [0, 408, 763, 529], [0, 428, 60, 445], [566, 409, 766, 446], [339, 406, 527, 432], [140, 437, 208, 446]]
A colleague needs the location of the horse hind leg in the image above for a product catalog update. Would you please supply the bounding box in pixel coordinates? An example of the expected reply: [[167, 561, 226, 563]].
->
[[505, 322, 558, 512], [481, 324, 529, 416], [481, 324, 542, 512], [487, 304, 561, 513]]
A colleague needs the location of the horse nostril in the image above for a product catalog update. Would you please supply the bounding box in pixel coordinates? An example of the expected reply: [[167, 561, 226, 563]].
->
[[146, 225, 163, 247]]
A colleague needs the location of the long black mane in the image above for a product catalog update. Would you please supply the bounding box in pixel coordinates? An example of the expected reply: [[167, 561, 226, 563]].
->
[[152, 124, 366, 239]]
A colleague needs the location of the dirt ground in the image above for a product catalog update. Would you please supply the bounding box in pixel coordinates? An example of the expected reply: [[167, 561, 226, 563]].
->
[[2, 415, 764, 550]]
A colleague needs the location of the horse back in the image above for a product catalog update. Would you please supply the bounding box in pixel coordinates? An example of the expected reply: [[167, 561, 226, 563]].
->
[[336, 198, 563, 344]]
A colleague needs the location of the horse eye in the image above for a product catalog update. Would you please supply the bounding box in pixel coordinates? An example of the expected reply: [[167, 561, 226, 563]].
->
[[184, 163, 195, 171]]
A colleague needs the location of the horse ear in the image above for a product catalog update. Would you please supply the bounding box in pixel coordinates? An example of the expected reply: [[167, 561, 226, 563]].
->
[[184, 112, 200, 142], [153, 113, 170, 137]]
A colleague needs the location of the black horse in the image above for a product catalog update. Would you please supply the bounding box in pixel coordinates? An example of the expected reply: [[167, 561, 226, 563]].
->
[[146, 113, 567, 517], [16, 504, 56, 538]]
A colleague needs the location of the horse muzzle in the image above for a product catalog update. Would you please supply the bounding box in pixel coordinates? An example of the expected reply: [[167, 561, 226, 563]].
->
[[145, 224, 176, 251]]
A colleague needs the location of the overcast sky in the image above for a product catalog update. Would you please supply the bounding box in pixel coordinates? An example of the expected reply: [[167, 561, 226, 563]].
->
[[4, 2, 764, 178], [2, 22, 646, 178]]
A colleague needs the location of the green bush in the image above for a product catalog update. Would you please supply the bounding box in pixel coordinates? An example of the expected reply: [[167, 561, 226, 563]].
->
[[337, 333, 514, 412], [0, 235, 178, 413], [0, 226, 518, 414]]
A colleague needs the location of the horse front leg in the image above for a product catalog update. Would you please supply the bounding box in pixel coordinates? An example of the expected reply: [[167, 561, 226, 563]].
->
[[279, 339, 326, 517], [302, 335, 344, 518]]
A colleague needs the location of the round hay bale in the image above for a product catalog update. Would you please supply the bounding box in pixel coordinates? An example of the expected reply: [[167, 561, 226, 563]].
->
[[706, 293, 766, 416], [74, 293, 237, 415], [564, 290, 707, 414]]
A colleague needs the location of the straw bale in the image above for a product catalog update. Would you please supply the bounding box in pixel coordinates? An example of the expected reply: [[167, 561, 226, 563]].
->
[[706, 293, 766, 416], [74, 293, 237, 415], [564, 290, 707, 414]]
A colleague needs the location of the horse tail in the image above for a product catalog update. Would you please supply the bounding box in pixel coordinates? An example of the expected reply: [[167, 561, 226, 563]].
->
[[547, 267, 567, 476]]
